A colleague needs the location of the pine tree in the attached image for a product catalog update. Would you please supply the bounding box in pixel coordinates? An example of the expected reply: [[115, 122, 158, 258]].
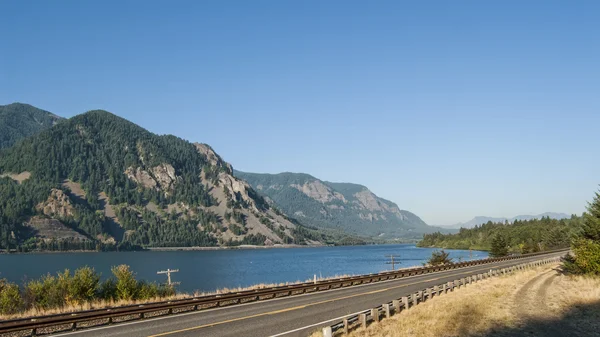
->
[[490, 233, 509, 257], [564, 189, 600, 274]]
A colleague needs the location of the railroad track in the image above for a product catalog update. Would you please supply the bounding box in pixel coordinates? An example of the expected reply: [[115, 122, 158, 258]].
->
[[0, 249, 569, 336]]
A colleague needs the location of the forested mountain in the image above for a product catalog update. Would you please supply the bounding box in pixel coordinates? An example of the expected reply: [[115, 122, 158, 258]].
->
[[0, 109, 328, 251], [235, 171, 444, 239], [0, 103, 63, 149], [446, 212, 571, 229], [418, 215, 582, 253]]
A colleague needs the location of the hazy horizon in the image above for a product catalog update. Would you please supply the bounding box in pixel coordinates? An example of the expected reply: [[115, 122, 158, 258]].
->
[[2, 1, 598, 226]]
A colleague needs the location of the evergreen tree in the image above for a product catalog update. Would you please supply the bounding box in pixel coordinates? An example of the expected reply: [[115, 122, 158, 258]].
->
[[490, 233, 509, 257], [427, 250, 453, 266], [564, 189, 600, 274]]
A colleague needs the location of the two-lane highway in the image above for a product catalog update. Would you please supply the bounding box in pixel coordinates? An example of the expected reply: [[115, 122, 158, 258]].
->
[[51, 251, 566, 337]]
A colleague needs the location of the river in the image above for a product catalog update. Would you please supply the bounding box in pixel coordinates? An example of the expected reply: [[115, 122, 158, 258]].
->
[[0, 245, 487, 293]]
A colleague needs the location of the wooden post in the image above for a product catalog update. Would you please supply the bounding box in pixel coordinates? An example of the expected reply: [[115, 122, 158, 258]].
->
[[322, 326, 333, 337], [383, 303, 391, 318], [360, 313, 367, 328], [413, 293, 419, 306], [343, 318, 349, 334], [443, 283, 448, 293], [402, 296, 409, 309], [447, 281, 454, 292], [371, 308, 379, 322], [393, 299, 400, 312], [433, 285, 440, 295]]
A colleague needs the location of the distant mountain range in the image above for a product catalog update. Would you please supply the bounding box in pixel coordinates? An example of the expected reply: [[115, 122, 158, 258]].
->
[[0, 102, 442, 252], [445, 212, 571, 229], [235, 171, 451, 239]]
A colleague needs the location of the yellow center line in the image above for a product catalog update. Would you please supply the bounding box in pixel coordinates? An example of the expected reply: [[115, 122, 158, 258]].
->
[[147, 266, 498, 337]]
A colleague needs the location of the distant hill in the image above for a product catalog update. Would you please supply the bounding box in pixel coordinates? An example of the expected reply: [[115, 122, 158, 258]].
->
[[419, 215, 581, 253], [0, 103, 63, 149], [235, 171, 447, 239], [0, 107, 330, 251], [447, 212, 571, 229]]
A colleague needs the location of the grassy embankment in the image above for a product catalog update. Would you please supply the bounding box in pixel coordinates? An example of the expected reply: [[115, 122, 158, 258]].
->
[[312, 263, 600, 337]]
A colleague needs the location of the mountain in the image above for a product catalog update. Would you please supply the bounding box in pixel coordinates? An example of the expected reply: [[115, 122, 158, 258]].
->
[[0, 103, 63, 149], [234, 171, 444, 239], [447, 212, 571, 229], [0, 108, 328, 251]]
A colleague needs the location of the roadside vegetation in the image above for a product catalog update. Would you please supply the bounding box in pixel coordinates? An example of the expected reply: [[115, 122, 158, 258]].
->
[[0, 265, 174, 318]]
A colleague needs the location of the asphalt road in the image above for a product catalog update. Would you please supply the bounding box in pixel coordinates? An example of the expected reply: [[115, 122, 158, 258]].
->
[[52, 251, 566, 337]]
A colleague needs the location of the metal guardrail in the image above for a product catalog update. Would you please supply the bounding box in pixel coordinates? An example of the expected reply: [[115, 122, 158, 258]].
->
[[0, 249, 569, 336], [320, 256, 564, 337]]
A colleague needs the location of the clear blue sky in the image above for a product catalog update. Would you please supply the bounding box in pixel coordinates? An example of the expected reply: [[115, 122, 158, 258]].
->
[[1, 1, 598, 225]]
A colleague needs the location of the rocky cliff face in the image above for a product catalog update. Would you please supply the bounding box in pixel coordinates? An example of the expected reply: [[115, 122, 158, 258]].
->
[[236, 171, 436, 239]]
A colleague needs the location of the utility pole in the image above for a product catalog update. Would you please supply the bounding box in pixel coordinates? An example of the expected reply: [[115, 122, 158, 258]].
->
[[385, 255, 400, 270], [157, 268, 180, 287]]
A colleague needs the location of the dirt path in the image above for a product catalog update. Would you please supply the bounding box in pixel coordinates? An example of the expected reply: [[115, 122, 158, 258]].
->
[[511, 268, 566, 337]]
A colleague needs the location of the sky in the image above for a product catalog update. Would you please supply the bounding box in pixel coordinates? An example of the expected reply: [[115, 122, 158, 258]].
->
[[1, 1, 599, 226]]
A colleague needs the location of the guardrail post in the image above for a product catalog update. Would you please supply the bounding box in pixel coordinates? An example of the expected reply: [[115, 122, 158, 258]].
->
[[433, 285, 440, 295], [426, 287, 433, 299], [372, 308, 379, 322], [402, 296, 409, 309], [383, 303, 391, 318], [447, 281, 454, 292], [393, 299, 400, 312], [343, 318, 349, 334], [413, 293, 419, 306], [443, 283, 448, 293], [360, 313, 367, 328], [322, 326, 333, 337], [461, 278, 466, 287]]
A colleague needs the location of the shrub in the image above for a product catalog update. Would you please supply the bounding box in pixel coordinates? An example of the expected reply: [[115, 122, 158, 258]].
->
[[427, 250, 453, 266], [0, 279, 23, 315], [99, 278, 117, 301], [69, 267, 100, 304], [111, 265, 138, 300]]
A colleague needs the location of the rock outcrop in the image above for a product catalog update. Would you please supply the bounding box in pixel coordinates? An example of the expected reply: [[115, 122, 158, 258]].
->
[[36, 189, 75, 219]]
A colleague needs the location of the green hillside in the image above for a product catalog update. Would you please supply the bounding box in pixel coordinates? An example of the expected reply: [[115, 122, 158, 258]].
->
[[418, 216, 582, 253], [0, 103, 63, 149], [0, 109, 327, 251]]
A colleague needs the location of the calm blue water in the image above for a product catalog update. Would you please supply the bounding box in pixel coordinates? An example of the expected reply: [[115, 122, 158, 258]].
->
[[0, 245, 487, 293]]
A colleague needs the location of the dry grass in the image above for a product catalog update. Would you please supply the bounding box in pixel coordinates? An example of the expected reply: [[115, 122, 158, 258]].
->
[[0, 294, 191, 320], [311, 264, 600, 337]]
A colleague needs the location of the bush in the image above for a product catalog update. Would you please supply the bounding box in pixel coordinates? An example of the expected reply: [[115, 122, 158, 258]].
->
[[427, 250, 453, 266], [564, 239, 600, 275], [99, 278, 117, 301], [69, 267, 100, 304], [112, 265, 138, 300], [0, 279, 23, 315]]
